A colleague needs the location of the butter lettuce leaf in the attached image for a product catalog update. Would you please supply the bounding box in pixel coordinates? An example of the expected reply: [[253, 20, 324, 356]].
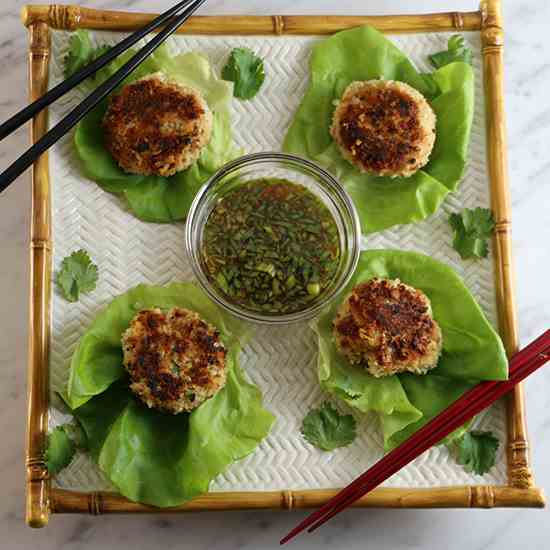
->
[[72, 32, 235, 222], [313, 250, 507, 450], [66, 282, 274, 507], [284, 25, 475, 234]]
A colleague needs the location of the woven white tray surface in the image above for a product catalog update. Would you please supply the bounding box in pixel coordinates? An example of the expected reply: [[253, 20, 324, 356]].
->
[[47, 28, 508, 493]]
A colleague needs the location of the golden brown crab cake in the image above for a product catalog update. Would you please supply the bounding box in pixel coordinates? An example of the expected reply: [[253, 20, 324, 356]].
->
[[122, 307, 226, 413], [330, 80, 436, 178], [333, 278, 442, 377], [102, 73, 213, 177]]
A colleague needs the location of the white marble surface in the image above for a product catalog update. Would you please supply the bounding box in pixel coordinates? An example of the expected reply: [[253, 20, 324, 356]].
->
[[0, 0, 549, 548]]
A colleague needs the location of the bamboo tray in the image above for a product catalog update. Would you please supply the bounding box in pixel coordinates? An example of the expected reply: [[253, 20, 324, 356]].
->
[[22, 0, 545, 528]]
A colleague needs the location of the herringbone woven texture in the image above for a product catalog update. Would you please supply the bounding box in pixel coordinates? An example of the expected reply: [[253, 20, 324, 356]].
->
[[47, 29, 507, 492]]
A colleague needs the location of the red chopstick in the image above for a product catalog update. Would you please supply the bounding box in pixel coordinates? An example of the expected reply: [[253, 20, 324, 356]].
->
[[282, 330, 549, 542], [307, 329, 550, 533], [308, 341, 549, 532], [280, 329, 550, 545]]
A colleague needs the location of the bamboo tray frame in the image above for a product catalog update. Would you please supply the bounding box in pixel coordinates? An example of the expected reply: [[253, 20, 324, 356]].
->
[[22, 0, 545, 528]]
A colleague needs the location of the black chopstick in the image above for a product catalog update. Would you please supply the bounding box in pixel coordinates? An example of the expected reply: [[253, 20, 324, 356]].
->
[[0, 0, 198, 142], [0, 0, 207, 195]]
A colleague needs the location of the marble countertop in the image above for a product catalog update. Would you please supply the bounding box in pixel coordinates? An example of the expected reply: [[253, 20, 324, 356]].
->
[[1, 1, 548, 548]]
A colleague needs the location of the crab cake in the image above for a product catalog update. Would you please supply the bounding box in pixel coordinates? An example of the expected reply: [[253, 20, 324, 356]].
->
[[122, 307, 226, 414], [330, 80, 436, 178], [102, 73, 213, 177], [333, 278, 442, 377]]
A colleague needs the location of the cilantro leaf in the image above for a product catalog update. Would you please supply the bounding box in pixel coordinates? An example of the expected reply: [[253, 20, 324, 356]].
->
[[64, 29, 111, 79], [222, 47, 265, 100], [301, 402, 357, 451], [429, 35, 473, 69], [448, 430, 499, 475], [56, 249, 99, 302], [62, 422, 89, 451], [46, 426, 76, 476], [449, 207, 495, 260]]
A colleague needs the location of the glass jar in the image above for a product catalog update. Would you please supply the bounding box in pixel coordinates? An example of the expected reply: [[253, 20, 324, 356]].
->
[[185, 152, 361, 324]]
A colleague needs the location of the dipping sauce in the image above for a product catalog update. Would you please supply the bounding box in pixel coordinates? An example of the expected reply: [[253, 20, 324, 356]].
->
[[201, 178, 341, 314]]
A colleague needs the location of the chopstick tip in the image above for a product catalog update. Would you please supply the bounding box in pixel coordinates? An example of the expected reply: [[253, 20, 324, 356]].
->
[[279, 531, 299, 545]]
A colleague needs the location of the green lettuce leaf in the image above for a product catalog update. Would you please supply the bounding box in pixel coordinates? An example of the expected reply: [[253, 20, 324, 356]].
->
[[283, 25, 475, 234], [72, 32, 235, 222], [313, 250, 507, 450], [65, 282, 274, 507]]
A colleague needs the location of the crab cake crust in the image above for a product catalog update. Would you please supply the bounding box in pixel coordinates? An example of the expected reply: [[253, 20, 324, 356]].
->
[[333, 278, 442, 377], [122, 307, 226, 413], [330, 80, 436, 178], [102, 73, 212, 177]]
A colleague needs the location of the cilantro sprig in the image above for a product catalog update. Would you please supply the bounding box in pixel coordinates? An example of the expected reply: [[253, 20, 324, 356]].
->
[[429, 35, 473, 69], [222, 47, 265, 100], [301, 401, 357, 451], [64, 29, 111, 79], [449, 207, 495, 259], [46, 426, 76, 476], [46, 422, 88, 476], [56, 249, 99, 302], [447, 430, 499, 475]]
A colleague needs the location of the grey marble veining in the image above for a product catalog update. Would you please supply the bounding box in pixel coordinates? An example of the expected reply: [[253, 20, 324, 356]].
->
[[1, 1, 549, 549]]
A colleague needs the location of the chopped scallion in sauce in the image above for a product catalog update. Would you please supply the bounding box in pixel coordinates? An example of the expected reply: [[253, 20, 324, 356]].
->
[[202, 178, 341, 314]]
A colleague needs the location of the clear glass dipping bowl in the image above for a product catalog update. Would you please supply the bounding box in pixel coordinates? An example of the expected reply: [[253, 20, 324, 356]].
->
[[185, 152, 361, 325]]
